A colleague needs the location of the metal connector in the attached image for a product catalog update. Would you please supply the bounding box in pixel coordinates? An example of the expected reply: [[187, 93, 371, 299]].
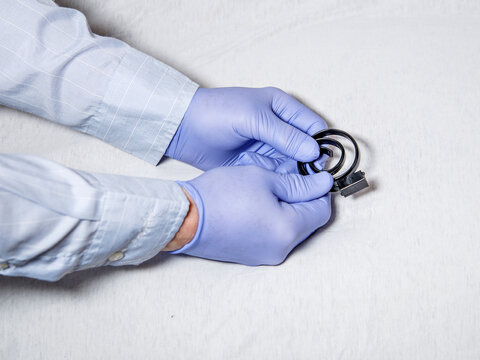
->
[[337, 171, 369, 197]]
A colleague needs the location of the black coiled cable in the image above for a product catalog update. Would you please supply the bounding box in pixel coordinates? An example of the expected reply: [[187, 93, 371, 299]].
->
[[297, 129, 369, 197]]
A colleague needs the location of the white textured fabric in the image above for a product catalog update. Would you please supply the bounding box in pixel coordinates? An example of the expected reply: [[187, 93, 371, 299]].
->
[[1, 0, 480, 359]]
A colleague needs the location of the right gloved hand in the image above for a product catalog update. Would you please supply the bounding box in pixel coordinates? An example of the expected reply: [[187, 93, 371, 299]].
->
[[171, 165, 333, 265]]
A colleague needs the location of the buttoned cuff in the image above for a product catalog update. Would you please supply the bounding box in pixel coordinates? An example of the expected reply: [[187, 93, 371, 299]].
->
[[88, 46, 199, 165], [77, 171, 189, 270]]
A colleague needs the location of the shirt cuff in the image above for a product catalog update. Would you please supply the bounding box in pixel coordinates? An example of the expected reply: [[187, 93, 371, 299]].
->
[[88, 46, 199, 165], [77, 171, 190, 270]]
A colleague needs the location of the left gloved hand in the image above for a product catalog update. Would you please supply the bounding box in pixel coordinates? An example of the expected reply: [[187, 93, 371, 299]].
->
[[165, 87, 327, 170]]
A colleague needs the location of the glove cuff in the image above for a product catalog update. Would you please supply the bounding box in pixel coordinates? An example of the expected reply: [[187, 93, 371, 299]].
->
[[168, 181, 204, 254]]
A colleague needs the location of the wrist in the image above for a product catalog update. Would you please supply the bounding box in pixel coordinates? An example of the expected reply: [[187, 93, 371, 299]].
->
[[162, 186, 199, 251]]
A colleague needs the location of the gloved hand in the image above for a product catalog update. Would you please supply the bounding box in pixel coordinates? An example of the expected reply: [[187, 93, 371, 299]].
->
[[170, 165, 333, 265], [165, 87, 327, 171]]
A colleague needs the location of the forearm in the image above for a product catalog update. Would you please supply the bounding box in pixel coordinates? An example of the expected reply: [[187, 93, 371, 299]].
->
[[0, 154, 189, 281], [0, 0, 198, 165]]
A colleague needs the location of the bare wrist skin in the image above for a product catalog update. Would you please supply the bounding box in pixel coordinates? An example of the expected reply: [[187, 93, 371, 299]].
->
[[162, 187, 199, 251]]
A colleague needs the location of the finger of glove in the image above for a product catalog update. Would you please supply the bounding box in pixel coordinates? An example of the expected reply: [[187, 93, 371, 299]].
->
[[270, 88, 327, 136], [272, 171, 333, 203], [287, 194, 332, 244], [275, 159, 299, 174], [309, 152, 329, 172], [234, 151, 282, 171], [254, 112, 319, 162]]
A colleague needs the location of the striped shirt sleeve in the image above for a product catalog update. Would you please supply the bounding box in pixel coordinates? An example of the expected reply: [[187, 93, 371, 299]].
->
[[0, 154, 190, 281], [0, 0, 198, 165]]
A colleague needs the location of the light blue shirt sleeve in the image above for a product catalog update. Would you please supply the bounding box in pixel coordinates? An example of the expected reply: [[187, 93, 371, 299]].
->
[[0, 0, 199, 164], [0, 154, 190, 281], [0, 0, 199, 281]]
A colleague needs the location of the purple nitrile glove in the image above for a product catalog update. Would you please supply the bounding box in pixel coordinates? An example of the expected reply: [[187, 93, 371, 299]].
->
[[171, 165, 333, 265], [165, 87, 327, 171]]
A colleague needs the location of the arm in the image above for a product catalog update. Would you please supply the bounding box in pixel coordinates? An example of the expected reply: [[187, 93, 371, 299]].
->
[[0, 154, 332, 281], [0, 0, 198, 164], [0, 154, 192, 281], [1, 1, 328, 172]]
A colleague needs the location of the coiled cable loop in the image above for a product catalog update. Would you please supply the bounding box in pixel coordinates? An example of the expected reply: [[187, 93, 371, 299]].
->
[[297, 129, 369, 197]]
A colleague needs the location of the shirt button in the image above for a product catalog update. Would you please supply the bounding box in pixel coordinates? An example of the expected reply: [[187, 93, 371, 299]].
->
[[0, 262, 9, 271], [108, 251, 124, 262]]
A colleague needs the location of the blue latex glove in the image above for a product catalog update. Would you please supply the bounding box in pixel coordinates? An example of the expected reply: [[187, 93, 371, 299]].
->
[[165, 87, 327, 171], [171, 165, 333, 265]]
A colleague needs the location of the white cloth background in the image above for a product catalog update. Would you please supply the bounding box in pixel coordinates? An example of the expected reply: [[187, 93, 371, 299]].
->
[[1, 0, 479, 359]]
